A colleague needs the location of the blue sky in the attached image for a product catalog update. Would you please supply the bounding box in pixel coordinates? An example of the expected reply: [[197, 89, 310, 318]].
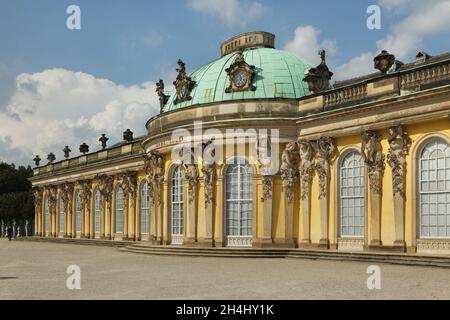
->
[[1, 0, 450, 166], [0, 0, 383, 86]]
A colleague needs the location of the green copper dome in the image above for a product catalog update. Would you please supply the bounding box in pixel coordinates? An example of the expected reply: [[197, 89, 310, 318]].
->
[[162, 47, 313, 113]]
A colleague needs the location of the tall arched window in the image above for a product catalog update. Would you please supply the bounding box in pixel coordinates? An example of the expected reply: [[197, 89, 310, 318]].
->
[[171, 167, 184, 245], [44, 196, 49, 235], [59, 197, 65, 234], [75, 190, 82, 235], [225, 159, 253, 247], [419, 139, 450, 239], [140, 180, 150, 237], [339, 151, 365, 237], [115, 185, 124, 234], [94, 189, 102, 236]]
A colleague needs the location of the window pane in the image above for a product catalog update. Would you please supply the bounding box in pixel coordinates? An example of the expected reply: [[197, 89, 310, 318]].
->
[[171, 167, 184, 238], [115, 186, 124, 233], [340, 152, 365, 237], [420, 140, 450, 238], [225, 160, 253, 240]]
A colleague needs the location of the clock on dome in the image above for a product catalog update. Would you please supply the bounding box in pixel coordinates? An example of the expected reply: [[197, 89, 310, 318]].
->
[[225, 50, 256, 93]]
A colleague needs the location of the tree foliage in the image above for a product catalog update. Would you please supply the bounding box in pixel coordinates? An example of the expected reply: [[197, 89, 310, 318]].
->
[[0, 162, 33, 220]]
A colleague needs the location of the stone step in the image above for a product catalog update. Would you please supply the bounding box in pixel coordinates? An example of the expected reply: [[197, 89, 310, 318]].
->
[[120, 244, 450, 268], [15, 237, 450, 268], [127, 244, 450, 261], [127, 244, 289, 255], [15, 237, 132, 248], [121, 248, 284, 259]]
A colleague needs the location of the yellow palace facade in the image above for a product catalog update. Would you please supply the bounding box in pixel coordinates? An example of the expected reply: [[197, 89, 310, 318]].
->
[[30, 32, 450, 255]]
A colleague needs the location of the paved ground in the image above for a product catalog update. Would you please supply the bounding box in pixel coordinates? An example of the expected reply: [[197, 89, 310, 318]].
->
[[1, 240, 450, 300]]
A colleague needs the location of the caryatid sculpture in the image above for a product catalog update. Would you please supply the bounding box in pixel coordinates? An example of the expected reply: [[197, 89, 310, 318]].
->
[[313, 137, 336, 200], [298, 139, 314, 201], [280, 142, 300, 204]]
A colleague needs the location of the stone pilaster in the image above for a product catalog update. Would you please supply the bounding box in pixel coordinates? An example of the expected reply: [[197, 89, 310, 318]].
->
[[259, 175, 274, 247], [119, 171, 137, 240], [362, 130, 385, 249], [161, 180, 169, 245], [298, 139, 314, 247], [80, 180, 92, 239], [32, 187, 43, 237], [143, 152, 164, 245], [313, 137, 336, 249], [182, 159, 198, 245], [387, 125, 411, 251], [60, 183, 74, 238], [47, 186, 57, 238], [97, 174, 113, 240], [280, 142, 299, 248], [200, 141, 215, 247]]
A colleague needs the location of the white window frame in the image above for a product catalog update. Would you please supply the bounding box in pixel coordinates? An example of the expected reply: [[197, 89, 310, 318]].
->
[[75, 191, 82, 234], [171, 167, 184, 245], [115, 186, 124, 234], [339, 151, 365, 238], [140, 180, 150, 237], [419, 140, 450, 239], [44, 197, 49, 235], [94, 189, 102, 235], [59, 197, 65, 234], [225, 159, 253, 247]]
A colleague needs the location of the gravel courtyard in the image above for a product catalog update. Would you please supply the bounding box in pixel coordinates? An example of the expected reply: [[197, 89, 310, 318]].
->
[[1, 240, 449, 300]]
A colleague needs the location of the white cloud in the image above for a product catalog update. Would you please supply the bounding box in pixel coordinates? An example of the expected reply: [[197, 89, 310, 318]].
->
[[141, 31, 164, 48], [377, 0, 450, 61], [334, 52, 375, 81], [0, 69, 159, 166], [186, 0, 265, 28], [334, 0, 450, 80], [283, 25, 337, 65], [378, 0, 410, 12]]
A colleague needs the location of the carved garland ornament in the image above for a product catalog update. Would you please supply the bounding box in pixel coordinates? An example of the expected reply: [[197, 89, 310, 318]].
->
[[387, 125, 411, 198], [362, 130, 385, 194]]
